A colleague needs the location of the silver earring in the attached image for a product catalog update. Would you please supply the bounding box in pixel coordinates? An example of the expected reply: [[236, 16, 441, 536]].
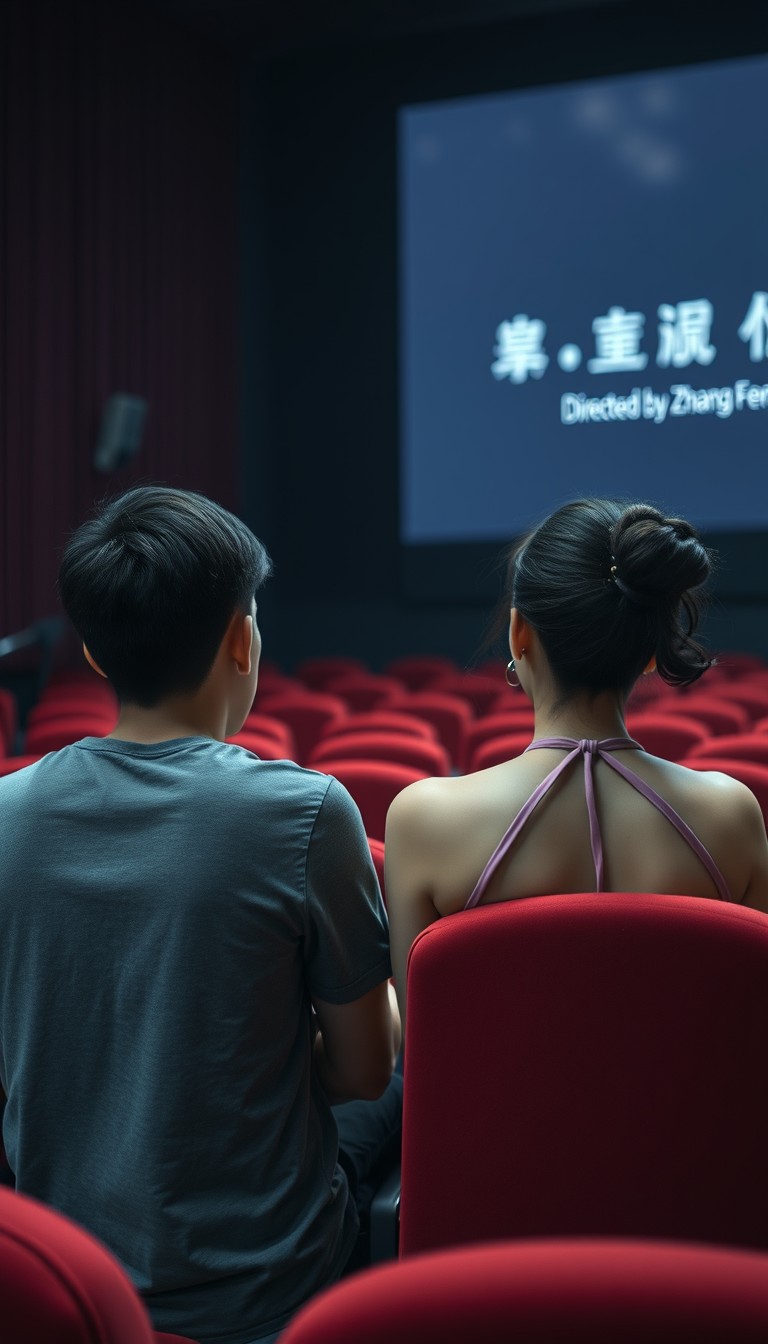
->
[[506, 658, 520, 689]]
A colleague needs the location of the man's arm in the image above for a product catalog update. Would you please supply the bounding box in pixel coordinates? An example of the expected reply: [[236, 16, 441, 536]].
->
[[313, 982, 400, 1104], [305, 776, 400, 1103]]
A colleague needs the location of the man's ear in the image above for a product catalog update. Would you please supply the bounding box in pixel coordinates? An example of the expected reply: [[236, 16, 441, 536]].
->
[[83, 643, 108, 679], [227, 610, 253, 676]]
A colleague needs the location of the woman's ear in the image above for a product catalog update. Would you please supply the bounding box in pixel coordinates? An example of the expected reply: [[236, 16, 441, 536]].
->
[[643, 654, 657, 676], [509, 607, 531, 661]]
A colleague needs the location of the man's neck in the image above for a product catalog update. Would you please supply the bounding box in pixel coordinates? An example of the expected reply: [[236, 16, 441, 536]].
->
[[107, 700, 227, 745]]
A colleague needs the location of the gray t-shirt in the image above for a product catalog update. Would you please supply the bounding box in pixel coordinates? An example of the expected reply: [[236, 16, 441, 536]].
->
[[0, 737, 391, 1343]]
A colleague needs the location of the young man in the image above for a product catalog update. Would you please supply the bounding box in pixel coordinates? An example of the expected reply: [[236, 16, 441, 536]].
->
[[0, 486, 399, 1344]]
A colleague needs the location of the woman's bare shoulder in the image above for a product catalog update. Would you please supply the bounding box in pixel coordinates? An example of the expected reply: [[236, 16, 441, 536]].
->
[[654, 755, 764, 817], [386, 759, 527, 845], [644, 755, 768, 893]]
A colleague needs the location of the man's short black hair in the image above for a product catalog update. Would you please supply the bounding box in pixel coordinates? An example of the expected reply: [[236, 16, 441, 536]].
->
[[58, 485, 272, 707]]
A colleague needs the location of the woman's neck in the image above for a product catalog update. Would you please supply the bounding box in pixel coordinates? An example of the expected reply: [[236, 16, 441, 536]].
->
[[531, 688, 630, 743]]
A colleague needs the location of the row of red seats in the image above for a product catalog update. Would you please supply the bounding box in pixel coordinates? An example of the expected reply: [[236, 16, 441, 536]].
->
[[7, 650, 768, 742], [5, 661, 768, 832], [13, 689, 768, 773], [5, 1178, 768, 1342]]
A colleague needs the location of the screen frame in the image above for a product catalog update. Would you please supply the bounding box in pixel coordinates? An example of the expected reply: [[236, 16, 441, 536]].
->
[[395, 7, 768, 607]]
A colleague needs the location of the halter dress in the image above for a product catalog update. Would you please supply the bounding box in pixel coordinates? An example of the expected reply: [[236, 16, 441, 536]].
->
[[464, 736, 731, 909]]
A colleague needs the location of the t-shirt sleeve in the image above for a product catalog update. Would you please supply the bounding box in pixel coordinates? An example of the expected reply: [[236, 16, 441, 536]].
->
[[304, 776, 392, 1004]]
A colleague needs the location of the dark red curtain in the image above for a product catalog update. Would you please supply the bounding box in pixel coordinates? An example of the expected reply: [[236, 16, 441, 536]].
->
[[0, 0, 240, 637]]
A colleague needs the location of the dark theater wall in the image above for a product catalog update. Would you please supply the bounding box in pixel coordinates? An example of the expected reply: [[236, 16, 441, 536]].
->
[[241, 1, 768, 672], [0, 0, 240, 642]]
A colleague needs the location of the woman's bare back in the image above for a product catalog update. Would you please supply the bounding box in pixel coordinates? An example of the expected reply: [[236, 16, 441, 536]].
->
[[394, 746, 768, 915]]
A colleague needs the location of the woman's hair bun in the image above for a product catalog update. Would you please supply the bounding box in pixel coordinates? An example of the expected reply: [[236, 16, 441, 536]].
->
[[610, 504, 711, 602], [503, 497, 714, 696]]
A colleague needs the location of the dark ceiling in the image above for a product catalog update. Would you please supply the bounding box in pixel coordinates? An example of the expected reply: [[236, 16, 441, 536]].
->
[[152, 0, 633, 56]]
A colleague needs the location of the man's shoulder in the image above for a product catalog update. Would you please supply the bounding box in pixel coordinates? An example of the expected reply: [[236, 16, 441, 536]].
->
[[212, 746, 334, 800], [0, 741, 337, 816]]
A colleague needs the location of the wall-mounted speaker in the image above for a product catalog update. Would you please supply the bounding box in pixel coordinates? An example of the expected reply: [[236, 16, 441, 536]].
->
[[93, 394, 148, 472]]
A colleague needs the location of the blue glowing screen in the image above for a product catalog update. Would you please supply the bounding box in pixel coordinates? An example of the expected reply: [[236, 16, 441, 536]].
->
[[399, 55, 768, 542]]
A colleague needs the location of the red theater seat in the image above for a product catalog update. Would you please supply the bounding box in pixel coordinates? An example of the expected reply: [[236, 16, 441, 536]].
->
[[43, 673, 119, 707], [25, 717, 111, 754], [658, 696, 750, 736], [714, 653, 768, 677], [384, 656, 458, 689], [707, 683, 768, 722], [686, 734, 768, 766], [26, 700, 118, 731], [467, 731, 534, 772], [317, 712, 437, 742], [242, 712, 296, 756], [624, 712, 708, 760], [427, 672, 505, 717], [280, 1238, 768, 1344], [385, 692, 473, 770], [0, 1186, 196, 1342], [323, 674, 406, 712], [294, 656, 369, 689], [399, 893, 768, 1258], [309, 732, 450, 776], [252, 691, 348, 763], [0, 688, 18, 753], [461, 711, 535, 772], [253, 668, 298, 697]]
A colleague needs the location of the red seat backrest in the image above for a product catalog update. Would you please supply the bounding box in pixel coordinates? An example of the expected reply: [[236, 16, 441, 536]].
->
[[384, 656, 458, 689], [0, 688, 18, 753], [385, 693, 473, 770], [309, 732, 450, 776], [461, 710, 535, 771], [252, 691, 348, 763], [317, 712, 437, 742], [400, 893, 768, 1258], [0, 1186, 161, 1342], [655, 696, 750, 735], [624, 712, 708, 760], [24, 717, 111, 754], [468, 731, 533, 773], [705, 684, 768, 722], [242, 712, 296, 756], [280, 1238, 768, 1344], [323, 674, 406, 713], [26, 700, 118, 730], [427, 672, 506, 717], [294, 657, 369, 689], [686, 735, 768, 765]]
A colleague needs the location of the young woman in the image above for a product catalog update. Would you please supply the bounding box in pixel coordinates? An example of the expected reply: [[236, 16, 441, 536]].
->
[[385, 499, 768, 1022]]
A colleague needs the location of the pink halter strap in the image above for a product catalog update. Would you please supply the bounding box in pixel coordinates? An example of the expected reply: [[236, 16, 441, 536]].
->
[[464, 736, 731, 908]]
